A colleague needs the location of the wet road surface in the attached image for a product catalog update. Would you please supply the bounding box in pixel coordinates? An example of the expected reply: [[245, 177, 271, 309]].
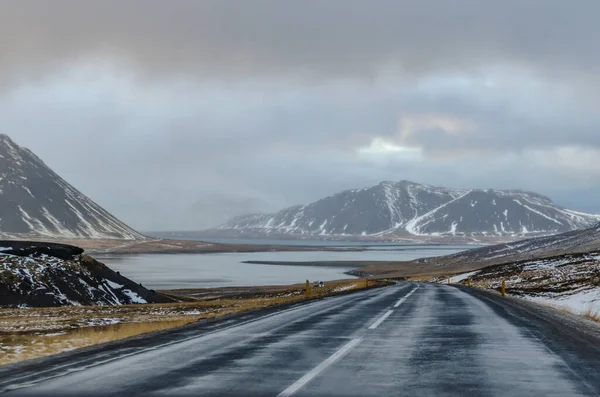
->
[[2, 283, 599, 396]]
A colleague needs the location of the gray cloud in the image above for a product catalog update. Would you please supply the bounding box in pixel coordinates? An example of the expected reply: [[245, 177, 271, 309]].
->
[[1, 0, 599, 83]]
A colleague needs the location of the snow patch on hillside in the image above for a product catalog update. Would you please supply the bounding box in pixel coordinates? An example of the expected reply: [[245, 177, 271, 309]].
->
[[122, 289, 148, 304]]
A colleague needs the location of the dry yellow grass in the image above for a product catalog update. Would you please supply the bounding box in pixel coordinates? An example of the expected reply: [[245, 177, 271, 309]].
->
[[407, 275, 433, 282], [0, 279, 376, 366], [0, 319, 195, 366], [583, 305, 600, 323]]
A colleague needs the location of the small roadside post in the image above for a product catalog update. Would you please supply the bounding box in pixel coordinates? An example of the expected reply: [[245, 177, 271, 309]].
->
[[306, 280, 311, 298], [467, 278, 472, 287], [501, 280, 506, 297]]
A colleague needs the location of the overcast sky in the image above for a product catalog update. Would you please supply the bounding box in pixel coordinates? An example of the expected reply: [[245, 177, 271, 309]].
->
[[1, 0, 599, 230]]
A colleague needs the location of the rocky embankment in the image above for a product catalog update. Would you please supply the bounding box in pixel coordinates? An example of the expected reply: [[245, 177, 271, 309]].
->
[[0, 241, 174, 307]]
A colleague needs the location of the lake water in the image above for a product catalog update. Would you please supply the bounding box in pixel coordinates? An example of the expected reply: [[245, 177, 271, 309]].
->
[[96, 244, 472, 290]]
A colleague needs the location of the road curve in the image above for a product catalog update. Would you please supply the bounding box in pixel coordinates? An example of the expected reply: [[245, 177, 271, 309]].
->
[[2, 283, 600, 396]]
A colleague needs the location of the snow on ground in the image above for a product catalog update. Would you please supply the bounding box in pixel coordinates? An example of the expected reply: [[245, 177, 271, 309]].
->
[[79, 318, 123, 327], [0, 344, 26, 354], [181, 310, 205, 315], [334, 285, 357, 292], [526, 288, 600, 315], [459, 251, 600, 318], [450, 270, 480, 283]]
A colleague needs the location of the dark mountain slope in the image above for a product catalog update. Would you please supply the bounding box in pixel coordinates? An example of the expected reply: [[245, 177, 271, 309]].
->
[[436, 222, 600, 267], [0, 134, 144, 240]]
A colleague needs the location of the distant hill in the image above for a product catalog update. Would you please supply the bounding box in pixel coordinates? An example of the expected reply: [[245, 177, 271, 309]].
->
[[435, 222, 600, 268], [347, 222, 600, 283], [219, 181, 600, 242], [0, 134, 144, 240]]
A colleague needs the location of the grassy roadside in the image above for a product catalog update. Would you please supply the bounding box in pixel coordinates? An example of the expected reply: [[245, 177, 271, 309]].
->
[[0, 279, 381, 366], [584, 307, 600, 322]]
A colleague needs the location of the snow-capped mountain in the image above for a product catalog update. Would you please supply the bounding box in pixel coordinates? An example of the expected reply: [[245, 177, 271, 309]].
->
[[0, 134, 144, 240], [220, 181, 600, 241]]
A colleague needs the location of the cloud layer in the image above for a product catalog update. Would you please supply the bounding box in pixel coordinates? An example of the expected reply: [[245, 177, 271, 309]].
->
[[2, 1, 599, 81]]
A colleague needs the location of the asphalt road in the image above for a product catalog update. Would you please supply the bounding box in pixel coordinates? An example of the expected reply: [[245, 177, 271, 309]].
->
[[2, 283, 600, 396]]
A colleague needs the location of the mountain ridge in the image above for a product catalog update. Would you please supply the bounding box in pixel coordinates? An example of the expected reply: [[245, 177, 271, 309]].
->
[[219, 180, 600, 242]]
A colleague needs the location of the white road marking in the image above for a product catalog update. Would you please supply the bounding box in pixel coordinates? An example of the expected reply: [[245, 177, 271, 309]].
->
[[394, 286, 419, 308], [368, 310, 394, 330], [367, 286, 419, 331], [277, 338, 362, 397]]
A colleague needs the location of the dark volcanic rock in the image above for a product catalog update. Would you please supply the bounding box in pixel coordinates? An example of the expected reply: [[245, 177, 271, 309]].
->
[[0, 240, 83, 260], [0, 241, 173, 307], [0, 134, 144, 240]]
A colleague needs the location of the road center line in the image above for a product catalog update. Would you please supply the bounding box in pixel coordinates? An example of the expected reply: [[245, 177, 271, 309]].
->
[[368, 310, 394, 330], [277, 338, 362, 397], [394, 286, 419, 308]]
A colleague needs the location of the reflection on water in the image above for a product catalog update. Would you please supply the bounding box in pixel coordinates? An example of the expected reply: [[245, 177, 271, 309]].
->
[[95, 244, 472, 290]]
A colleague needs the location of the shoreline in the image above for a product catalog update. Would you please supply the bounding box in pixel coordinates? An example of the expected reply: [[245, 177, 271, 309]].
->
[[16, 237, 367, 256], [89, 246, 365, 256], [5, 236, 484, 256]]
